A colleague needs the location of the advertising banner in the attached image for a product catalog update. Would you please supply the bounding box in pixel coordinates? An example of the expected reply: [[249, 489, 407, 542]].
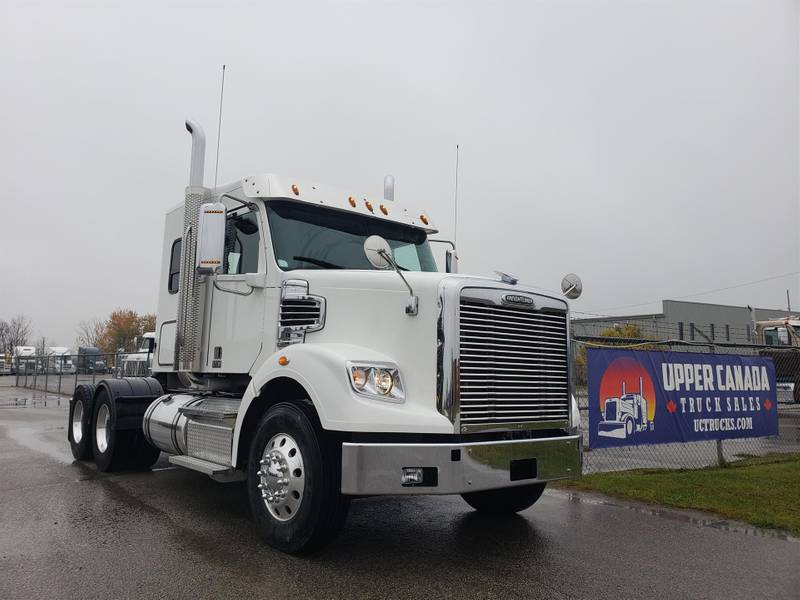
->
[[588, 348, 778, 449]]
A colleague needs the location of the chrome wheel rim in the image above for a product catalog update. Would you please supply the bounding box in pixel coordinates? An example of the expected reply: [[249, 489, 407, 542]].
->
[[72, 400, 84, 444], [257, 433, 305, 522], [95, 404, 110, 453]]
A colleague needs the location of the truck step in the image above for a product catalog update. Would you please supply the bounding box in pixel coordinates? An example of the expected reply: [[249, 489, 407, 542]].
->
[[169, 455, 245, 483], [178, 397, 241, 420]]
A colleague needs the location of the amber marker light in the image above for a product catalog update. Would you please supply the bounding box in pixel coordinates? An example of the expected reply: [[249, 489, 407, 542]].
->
[[291, 184, 300, 195], [380, 204, 389, 215], [365, 200, 374, 212], [420, 214, 429, 225], [278, 356, 289, 366], [348, 196, 357, 207]]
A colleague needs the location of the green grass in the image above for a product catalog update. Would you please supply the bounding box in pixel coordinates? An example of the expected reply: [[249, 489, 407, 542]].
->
[[557, 453, 800, 536]]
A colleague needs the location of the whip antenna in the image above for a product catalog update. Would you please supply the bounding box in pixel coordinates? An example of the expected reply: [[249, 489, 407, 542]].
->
[[213, 64, 226, 189], [454, 144, 460, 246]]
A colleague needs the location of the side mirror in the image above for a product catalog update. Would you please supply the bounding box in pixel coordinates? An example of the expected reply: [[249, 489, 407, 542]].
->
[[196, 202, 227, 273], [561, 273, 583, 300], [363, 235, 393, 269], [445, 249, 458, 273]]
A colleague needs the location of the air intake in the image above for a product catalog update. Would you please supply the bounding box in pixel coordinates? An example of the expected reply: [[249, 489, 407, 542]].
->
[[278, 280, 326, 347]]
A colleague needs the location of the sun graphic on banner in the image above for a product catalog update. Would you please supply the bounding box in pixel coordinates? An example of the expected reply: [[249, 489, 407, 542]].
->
[[599, 356, 657, 422]]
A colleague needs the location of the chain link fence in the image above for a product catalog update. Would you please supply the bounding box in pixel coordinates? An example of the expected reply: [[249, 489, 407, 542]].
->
[[10, 351, 153, 399], [573, 335, 800, 473], [6, 334, 799, 475]]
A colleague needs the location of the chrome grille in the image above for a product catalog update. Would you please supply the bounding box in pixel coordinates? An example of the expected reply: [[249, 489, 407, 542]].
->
[[458, 297, 569, 431], [277, 279, 326, 348]]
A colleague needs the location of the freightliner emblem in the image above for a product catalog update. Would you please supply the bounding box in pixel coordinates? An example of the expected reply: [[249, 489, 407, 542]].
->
[[502, 294, 535, 307]]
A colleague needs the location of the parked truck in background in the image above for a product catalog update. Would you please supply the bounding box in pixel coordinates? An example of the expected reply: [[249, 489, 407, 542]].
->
[[754, 316, 800, 402], [46, 347, 75, 374], [11, 346, 36, 374], [76, 346, 106, 375], [117, 332, 155, 377], [66, 120, 583, 553]]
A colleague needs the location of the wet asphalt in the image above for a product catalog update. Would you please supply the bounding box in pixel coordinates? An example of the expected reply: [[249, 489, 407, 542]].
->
[[0, 381, 798, 600]]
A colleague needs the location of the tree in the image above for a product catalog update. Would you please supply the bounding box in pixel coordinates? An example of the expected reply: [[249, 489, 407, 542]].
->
[[4, 314, 33, 350], [35, 336, 48, 356], [574, 323, 645, 386], [0, 320, 9, 353], [97, 310, 156, 354], [76, 317, 105, 348]]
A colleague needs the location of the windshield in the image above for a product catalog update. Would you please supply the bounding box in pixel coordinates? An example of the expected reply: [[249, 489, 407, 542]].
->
[[266, 200, 438, 272]]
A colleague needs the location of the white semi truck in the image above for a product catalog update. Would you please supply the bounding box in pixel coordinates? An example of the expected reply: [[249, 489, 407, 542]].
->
[[67, 120, 583, 553]]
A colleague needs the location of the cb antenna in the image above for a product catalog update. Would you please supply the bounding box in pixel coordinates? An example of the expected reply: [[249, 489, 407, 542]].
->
[[213, 64, 226, 189], [454, 144, 460, 246]]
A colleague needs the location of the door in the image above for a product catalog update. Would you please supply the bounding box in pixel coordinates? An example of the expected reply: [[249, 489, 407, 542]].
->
[[204, 207, 268, 373]]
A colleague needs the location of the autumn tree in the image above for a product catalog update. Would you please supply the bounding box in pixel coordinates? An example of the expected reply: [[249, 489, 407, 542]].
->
[[96, 310, 156, 354]]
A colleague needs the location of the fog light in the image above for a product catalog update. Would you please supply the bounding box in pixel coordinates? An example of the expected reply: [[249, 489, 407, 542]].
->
[[401, 467, 424, 485]]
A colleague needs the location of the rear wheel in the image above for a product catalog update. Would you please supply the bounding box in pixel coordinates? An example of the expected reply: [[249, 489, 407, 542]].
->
[[91, 388, 160, 472], [68, 384, 96, 460], [461, 483, 547, 514], [247, 403, 349, 554]]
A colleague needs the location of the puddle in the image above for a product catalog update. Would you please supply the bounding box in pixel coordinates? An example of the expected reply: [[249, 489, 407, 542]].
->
[[550, 488, 799, 542]]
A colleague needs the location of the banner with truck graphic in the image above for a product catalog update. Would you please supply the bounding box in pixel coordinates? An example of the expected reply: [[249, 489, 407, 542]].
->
[[587, 348, 778, 449]]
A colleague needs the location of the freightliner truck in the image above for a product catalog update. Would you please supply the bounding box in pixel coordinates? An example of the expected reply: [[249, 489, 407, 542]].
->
[[67, 120, 583, 553]]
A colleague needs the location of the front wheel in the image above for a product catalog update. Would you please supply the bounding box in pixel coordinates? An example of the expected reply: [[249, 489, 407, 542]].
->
[[247, 403, 350, 554], [461, 482, 547, 514]]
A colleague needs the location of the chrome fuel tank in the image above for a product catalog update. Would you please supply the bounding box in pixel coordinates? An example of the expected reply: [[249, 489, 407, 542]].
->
[[142, 394, 203, 455]]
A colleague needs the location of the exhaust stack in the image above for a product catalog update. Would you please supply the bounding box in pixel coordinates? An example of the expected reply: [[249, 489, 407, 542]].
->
[[186, 119, 206, 187], [174, 119, 210, 372]]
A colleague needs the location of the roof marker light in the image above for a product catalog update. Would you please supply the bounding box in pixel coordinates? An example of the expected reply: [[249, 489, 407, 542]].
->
[[348, 196, 357, 207], [380, 204, 389, 215], [365, 200, 374, 212], [420, 214, 429, 225], [291, 184, 300, 195]]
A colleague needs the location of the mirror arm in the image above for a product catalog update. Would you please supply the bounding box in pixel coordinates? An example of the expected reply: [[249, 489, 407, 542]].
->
[[218, 192, 258, 212], [377, 250, 419, 316], [428, 239, 456, 250]]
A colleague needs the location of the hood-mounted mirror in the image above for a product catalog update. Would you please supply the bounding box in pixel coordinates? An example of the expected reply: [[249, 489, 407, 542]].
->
[[363, 235, 418, 315]]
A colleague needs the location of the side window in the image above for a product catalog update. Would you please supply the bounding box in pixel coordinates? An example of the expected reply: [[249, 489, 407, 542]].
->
[[224, 211, 260, 274], [168, 238, 182, 294]]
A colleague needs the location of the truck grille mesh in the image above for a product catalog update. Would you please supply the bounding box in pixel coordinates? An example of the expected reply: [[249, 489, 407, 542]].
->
[[458, 298, 569, 430], [280, 298, 323, 328]]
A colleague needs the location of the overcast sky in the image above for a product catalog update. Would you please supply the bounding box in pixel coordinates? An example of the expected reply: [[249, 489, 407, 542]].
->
[[1, 0, 798, 346]]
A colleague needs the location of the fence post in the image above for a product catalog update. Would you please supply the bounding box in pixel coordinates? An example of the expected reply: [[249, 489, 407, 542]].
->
[[716, 439, 726, 467], [44, 356, 49, 396], [15, 357, 19, 387]]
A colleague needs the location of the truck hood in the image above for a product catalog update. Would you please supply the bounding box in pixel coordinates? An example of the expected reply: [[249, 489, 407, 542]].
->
[[290, 269, 567, 413]]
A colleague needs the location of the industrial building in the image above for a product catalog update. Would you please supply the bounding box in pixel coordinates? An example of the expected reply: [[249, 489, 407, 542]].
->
[[572, 300, 791, 344]]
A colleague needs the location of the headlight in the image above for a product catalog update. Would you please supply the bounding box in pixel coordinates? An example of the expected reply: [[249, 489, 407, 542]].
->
[[347, 362, 405, 403]]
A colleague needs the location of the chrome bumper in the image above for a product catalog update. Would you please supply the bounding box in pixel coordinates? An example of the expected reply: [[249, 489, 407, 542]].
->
[[341, 434, 581, 495]]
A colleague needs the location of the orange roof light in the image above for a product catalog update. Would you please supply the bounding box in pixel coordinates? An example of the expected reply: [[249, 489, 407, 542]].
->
[[291, 184, 300, 196], [365, 200, 374, 212], [278, 356, 290, 366], [380, 204, 389, 215], [420, 214, 429, 225], [348, 196, 356, 207]]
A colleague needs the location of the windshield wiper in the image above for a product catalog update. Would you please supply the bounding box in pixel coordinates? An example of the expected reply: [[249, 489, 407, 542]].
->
[[292, 256, 344, 269]]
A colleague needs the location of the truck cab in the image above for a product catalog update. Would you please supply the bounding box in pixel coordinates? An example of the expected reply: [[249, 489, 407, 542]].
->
[[69, 120, 582, 554]]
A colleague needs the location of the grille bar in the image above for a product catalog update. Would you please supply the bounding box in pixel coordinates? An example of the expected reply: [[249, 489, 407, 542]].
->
[[458, 297, 569, 430]]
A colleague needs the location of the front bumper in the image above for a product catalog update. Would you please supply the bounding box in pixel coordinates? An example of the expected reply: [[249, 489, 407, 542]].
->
[[341, 434, 581, 495]]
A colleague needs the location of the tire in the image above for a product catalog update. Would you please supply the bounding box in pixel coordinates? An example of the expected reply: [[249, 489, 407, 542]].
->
[[91, 388, 161, 472], [68, 384, 96, 460], [461, 482, 547, 514], [247, 403, 350, 554]]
